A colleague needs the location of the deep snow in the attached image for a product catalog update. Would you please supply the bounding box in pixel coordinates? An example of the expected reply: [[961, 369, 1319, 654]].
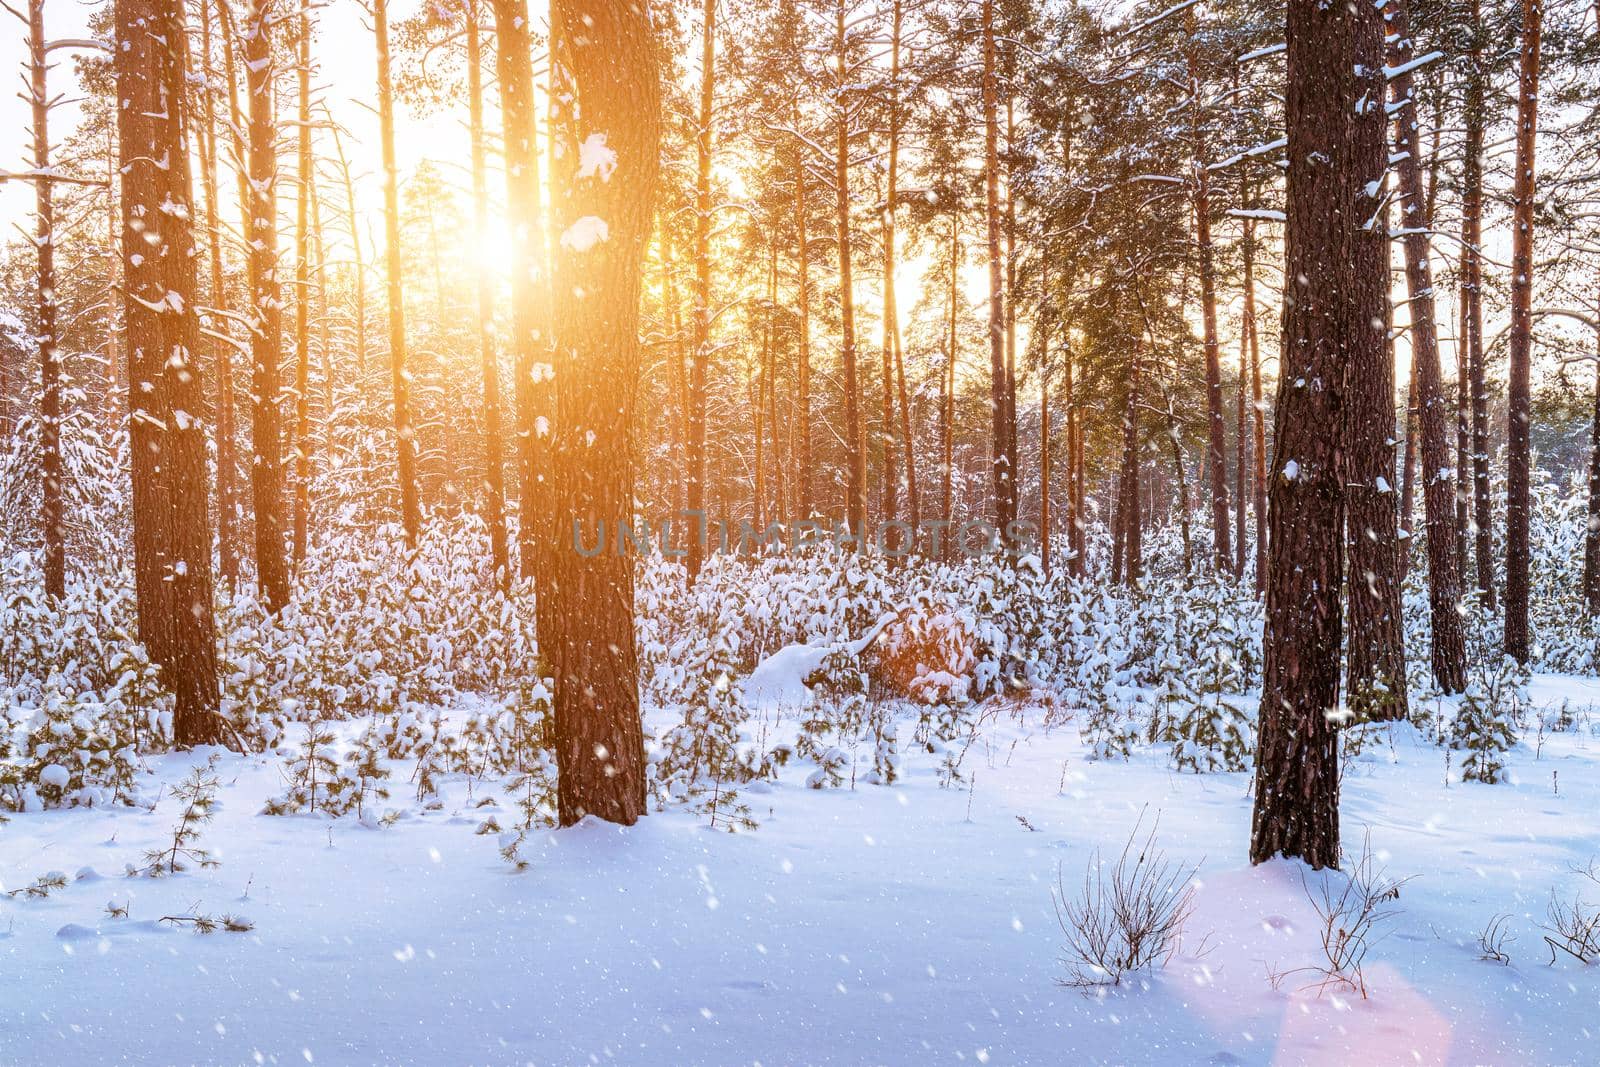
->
[[6, 677, 1600, 1066]]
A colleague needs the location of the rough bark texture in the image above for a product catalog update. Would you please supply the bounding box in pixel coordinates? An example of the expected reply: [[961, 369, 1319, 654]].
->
[[547, 0, 659, 826], [374, 0, 421, 546], [115, 0, 226, 747], [243, 0, 290, 612], [1504, 0, 1542, 664], [1249, 0, 1384, 869]]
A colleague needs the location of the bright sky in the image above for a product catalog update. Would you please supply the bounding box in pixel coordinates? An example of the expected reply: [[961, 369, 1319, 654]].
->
[[0, 0, 467, 237]]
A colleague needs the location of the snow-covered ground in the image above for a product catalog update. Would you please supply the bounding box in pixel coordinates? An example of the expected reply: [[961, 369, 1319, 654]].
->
[[7, 677, 1600, 1066]]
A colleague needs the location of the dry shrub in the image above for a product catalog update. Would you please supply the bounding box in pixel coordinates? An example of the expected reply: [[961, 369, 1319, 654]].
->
[[1052, 811, 1201, 990], [873, 605, 974, 704]]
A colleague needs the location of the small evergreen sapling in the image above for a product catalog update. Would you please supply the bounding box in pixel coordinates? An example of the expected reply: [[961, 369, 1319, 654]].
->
[[140, 760, 222, 876]]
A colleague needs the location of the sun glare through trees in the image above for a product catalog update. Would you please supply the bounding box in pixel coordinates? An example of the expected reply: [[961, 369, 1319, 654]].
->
[[3, 0, 1600, 1063]]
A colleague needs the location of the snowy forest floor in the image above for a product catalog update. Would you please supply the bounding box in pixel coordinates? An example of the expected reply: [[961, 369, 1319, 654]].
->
[[7, 677, 1600, 1066]]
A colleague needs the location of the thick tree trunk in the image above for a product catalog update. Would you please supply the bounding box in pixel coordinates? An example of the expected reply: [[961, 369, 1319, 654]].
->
[[243, 0, 290, 611], [686, 0, 715, 581], [1504, 0, 1542, 665], [466, 1, 509, 586], [115, 0, 226, 746], [547, 0, 659, 826], [1250, 0, 1384, 869], [1389, 0, 1466, 691], [374, 0, 421, 545]]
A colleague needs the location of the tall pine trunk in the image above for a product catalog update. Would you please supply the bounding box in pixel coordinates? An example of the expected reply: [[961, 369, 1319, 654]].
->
[[1463, 3, 1495, 607], [115, 0, 226, 746], [1250, 0, 1385, 869], [686, 0, 715, 581], [834, 0, 865, 538], [1504, 0, 1542, 664], [374, 0, 421, 545], [198, 0, 238, 589], [982, 0, 1015, 547], [547, 0, 659, 826], [292, 8, 314, 567], [492, 0, 550, 593], [243, 0, 290, 611], [466, 1, 509, 586]]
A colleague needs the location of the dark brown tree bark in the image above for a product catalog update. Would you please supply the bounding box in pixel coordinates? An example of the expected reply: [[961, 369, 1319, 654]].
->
[[1389, 0, 1465, 692], [1504, 0, 1542, 664], [465, 1, 509, 586], [547, 0, 659, 826], [374, 0, 421, 546], [1250, 0, 1385, 869], [115, 0, 226, 746], [243, 0, 290, 612]]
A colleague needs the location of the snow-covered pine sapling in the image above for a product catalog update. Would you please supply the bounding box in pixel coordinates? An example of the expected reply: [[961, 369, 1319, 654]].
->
[[158, 911, 254, 934], [1453, 656, 1525, 784], [262, 722, 340, 815], [5, 871, 69, 900], [331, 723, 394, 824], [141, 759, 222, 876], [1079, 695, 1138, 764]]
